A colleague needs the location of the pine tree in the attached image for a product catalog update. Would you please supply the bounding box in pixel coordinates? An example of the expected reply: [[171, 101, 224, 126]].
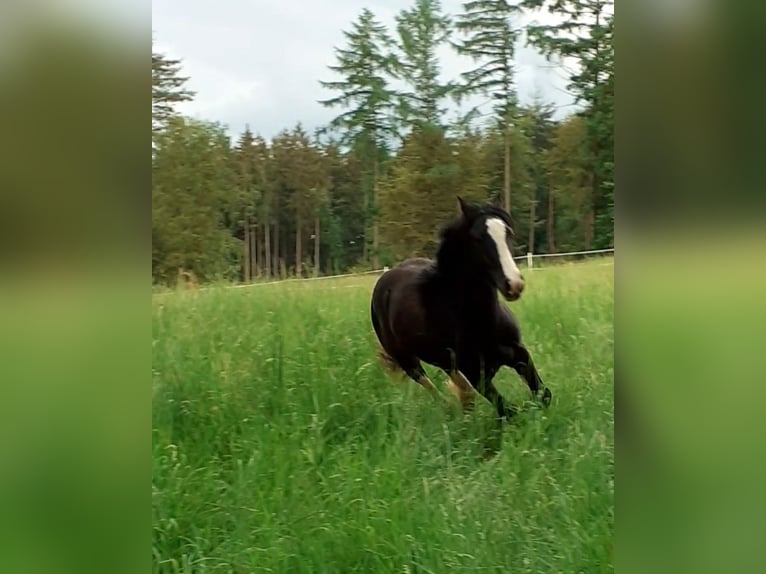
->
[[318, 9, 398, 270], [545, 114, 592, 250], [324, 142, 365, 272], [251, 135, 273, 279], [234, 127, 265, 281], [453, 0, 524, 214], [271, 125, 329, 276], [393, 0, 454, 130], [152, 118, 237, 284], [481, 116, 536, 251], [379, 125, 485, 261], [520, 99, 556, 252], [152, 44, 195, 138], [523, 0, 614, 247]]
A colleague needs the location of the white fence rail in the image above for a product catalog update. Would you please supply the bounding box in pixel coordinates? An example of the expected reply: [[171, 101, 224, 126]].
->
[[155, 247, 613, 295], [515, 247, 614, 270], [225, 268, 384, 289]]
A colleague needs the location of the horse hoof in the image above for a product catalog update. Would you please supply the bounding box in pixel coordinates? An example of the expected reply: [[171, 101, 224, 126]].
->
[[541, 388, 552, 407], [502, 406, 518, 420]]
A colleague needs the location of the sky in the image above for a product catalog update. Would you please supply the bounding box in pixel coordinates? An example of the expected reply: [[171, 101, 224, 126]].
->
[[152, 0, 578, 140]]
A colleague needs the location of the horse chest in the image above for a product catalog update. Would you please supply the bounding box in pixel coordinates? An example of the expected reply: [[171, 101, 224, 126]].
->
[[428, 308, 497, 352]]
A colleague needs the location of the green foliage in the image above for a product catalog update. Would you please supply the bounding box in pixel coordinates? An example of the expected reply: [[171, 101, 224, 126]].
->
[[318, 9, 398, 146], [379, 125, 462, 259], [318, 9, 400, 268], [233, 127, 271, 219], [453, 0, 524, 120], [453, 1, 526, 215], [523, 0, 614, 247], [393, 0, 455, 130], [152, 117, 239, 284], [151, 1, 614, 283], [271, 125, 329, 221], [152, 260, 614, 572], [323, 143, 366, 270], [546, 115, 593, 250], [151, 46, 194, 138]]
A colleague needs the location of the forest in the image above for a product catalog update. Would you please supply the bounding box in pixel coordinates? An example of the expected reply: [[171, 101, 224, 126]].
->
[[152, 0, 614, 285]]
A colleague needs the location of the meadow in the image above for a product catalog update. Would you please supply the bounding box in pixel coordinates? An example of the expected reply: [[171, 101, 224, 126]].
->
[[152, 258, 614, 573]]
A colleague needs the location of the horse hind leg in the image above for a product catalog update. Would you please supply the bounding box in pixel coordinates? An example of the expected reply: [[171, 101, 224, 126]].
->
[[446, 370, 479, 413], [442, 349, 480, 413], [377, 348, 448, 405], [377, 347, 403, 375], [401, 360, 451, 408]]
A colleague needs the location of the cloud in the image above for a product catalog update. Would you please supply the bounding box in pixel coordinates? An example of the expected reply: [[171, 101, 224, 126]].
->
[[152, 0, 576, 140]]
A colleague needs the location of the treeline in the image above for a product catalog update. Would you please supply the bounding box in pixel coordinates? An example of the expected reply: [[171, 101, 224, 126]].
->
[[152, 0, 614, 285]]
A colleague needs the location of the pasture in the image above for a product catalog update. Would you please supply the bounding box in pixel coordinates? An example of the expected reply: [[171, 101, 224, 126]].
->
[[152, 258, 614, 573]]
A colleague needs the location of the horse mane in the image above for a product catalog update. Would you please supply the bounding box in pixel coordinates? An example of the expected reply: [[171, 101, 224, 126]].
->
[[434, 214, 472, 277]]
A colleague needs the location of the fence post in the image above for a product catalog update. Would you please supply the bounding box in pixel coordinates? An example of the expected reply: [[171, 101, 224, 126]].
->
[[526, 252, 533, 270]]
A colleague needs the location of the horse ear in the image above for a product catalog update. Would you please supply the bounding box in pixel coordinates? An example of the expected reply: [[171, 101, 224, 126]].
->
[[490, 193, 503, 209], [457, 196, 478, 219]]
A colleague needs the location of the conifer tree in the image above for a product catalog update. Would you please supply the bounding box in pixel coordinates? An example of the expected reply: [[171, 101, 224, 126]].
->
[[523, 0, 614, 247], [318, 9, 398, 269], [271, 125, 329, 276], [453, 0, 524, 213], [152, 45, 195, 138], [152, 118, 237, 283], [393, 0, 454, 130], [545, 114, 592, 250]]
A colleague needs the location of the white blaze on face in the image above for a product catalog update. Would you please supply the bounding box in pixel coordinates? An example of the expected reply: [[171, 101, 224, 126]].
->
[[485, 217, 523, 289]]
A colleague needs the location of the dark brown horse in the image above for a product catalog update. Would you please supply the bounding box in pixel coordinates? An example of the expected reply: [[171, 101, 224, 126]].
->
[[370, 196, 552, 420]]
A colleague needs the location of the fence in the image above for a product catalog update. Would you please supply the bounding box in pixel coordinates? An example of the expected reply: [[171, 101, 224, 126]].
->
[[155, 247, 614, 295], [515, 247, 614, 270]]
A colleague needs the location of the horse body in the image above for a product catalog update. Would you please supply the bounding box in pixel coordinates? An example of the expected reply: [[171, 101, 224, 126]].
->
[[370, 197, 551, 419]]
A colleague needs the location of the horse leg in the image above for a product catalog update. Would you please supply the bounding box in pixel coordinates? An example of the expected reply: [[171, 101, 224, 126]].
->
[[445, 369, 479, 412], [402, 361, 451, 407], [502, 344, 552, 406], [477, 378, 518, 421], [459, 363, 517, 421]]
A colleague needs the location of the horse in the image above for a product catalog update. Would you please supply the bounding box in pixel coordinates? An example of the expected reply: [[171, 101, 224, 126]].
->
[[370, 196, 552, 420]]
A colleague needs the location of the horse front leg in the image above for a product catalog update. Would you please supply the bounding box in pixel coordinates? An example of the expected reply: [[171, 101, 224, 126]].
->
[[457, 360, 517, 421], [502, 344, 552, 406]]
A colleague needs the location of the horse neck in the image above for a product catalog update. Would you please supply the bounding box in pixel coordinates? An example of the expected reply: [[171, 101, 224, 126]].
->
[[433, 233, 497, 318]]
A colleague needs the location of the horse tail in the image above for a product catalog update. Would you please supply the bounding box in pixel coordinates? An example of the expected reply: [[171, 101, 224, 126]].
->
[[376, 347, 402, 374], [371, 284, 403, 375]]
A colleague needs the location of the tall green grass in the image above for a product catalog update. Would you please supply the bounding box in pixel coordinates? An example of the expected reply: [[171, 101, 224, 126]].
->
[[152, 259, 614, 573]]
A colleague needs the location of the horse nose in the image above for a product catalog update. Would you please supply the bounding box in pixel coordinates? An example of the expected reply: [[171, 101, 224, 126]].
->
[[506, 277, 525, 297]]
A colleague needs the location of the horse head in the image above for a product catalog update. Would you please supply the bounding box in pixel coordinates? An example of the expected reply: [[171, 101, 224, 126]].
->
[[456, 195, 525, 301]]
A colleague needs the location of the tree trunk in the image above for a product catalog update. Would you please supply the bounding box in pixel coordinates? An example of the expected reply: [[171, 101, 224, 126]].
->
[[281, 223, 287, 278], [250, 224, 259, 279], [264, 220, 271, 280], [295, 207, 302, 277], [274, 218, 280, 279], [372, 152, 380, 270], [362, 173, 369, 264], [584, 171, 595, 249], [314, 215, 320, 278], [547, 179, 556, 253], [243, 218, 250, 282], [584, 209, 595, 250], [528, 199, 536, 255], [504, 119, 511, 214]]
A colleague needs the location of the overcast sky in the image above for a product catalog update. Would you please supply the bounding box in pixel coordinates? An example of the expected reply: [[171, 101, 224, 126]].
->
[[152, 0, 578, 140]]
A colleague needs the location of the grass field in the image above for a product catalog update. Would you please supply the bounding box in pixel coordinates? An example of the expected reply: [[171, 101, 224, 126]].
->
[[152, 258, 614, 573]]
